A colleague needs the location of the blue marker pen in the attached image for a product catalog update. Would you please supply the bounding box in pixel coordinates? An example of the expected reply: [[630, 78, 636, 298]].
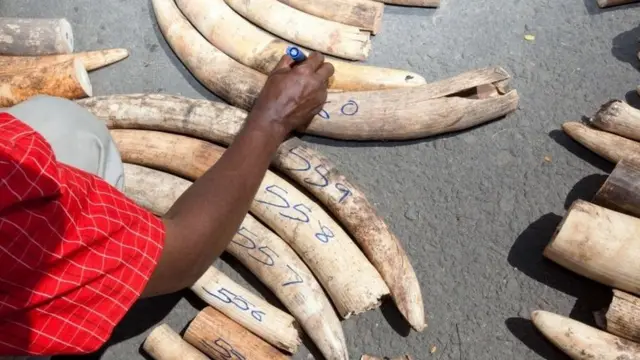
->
[[286, 46, 306, 63]]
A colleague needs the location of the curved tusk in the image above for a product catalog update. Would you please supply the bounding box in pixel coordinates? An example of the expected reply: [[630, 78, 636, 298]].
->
[[374, 0, 439, 7], [78, 94, 425, 330], [185, 307, 291, 360], [143, 324, 209, 360], [594, 159, 640, 217], [0, 17, 73, 56], [531, 310, 640, 359], [112, 129, 390, 318], [562, 121, 640, 164], [122, 163, 348, 360], [0, 49, 129, 76], [544, 199, 640, 296], [591, 100, 640, 142], [224, 0, 371, 60], [0, 58, 92, 107], [175, 0, 421, 91], [606, 290, 640, 343], [278, 0, 384, 33], [191, 267, 300, 353], [151, 0, 518, 140]]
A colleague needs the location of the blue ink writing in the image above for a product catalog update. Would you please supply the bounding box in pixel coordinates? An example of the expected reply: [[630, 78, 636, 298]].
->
[[233, 227, 278, 266], [282, 264, 304, 287], [203, 286, 266, 322], [315, 221, 335, 243]]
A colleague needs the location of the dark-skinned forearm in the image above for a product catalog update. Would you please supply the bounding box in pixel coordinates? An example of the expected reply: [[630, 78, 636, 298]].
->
[[141, 117, 285, 297]]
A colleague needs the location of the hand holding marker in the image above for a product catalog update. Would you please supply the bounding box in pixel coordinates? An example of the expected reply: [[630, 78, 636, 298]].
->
[[287, 46, 307, 63]]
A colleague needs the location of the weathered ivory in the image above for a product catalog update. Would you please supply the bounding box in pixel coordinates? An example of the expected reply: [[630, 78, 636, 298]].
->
[[0, 58, 91, 107], [532, 310, 640, 359], [374, 0, 439, 7], [0, 18, 73, 56], [148, 0, 519, 140], [544, 200, 640, 296], [192, 267, 300, 353], [591, 100, 640, 142], [593, 159, 640, 217], [79, 94, 426, 331], [175, 0, 422, 91], [562, 121, 640, 164], [111, 129, 390, 318], [184, 307, 290, 360], [122, 163, 349, 360], [143, 324, 209, 360], [0, 49, 129, 76], [278, 0, 384, 33], [597, 0, 639, 7], [606, 290, 640, 343], [224, 0, 371, 60]]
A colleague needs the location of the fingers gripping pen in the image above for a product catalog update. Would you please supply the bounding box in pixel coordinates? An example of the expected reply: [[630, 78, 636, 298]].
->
[[286, 46, 307, 63]]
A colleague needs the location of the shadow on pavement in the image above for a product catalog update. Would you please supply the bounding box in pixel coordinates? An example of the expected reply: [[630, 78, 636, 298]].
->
[[505, 317, 570, 360], [380, 300, 412, 337], [54, 292, 184, 360], [548, 129, 614, 173], [612, 23, 640, 69], [563, 173, 608, 209]]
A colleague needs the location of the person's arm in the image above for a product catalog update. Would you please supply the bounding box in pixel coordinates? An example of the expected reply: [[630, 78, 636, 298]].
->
[[141, 52, 334, 297]]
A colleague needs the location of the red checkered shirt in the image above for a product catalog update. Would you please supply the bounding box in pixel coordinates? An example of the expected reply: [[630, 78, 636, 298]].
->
[[0, 113, 165, 356]]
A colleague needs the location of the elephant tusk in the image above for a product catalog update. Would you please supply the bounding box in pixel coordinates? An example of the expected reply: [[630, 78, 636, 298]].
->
[[531, 310, 640, 359], [175, 0, 422, 91], [591, 100, 640, 142], [562, 121, 640, 164], [544, 200, 640, 297], [594, 159, 640, 217], [143, 324, 209, 360], [0, 49, 129, 76], [80, 94, 425, 330], [112, 129, 390, 318], [605, 290, 640, 343], [277, 0, 384, 33], [0, 17, 73, 56], [0, 58, 91, 107], [223, 0, 371, 60], [373, 0, 439, 7], [185, 307, 291, 359], [191, 267, 301, 353]]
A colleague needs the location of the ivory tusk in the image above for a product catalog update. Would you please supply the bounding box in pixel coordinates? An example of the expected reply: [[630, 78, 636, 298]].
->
[[0, 58, 92, 107], [278, 0, 384, 33], [0, 49, 129, 76], [562, 121, 640, 164], [224, 0, 371, 60], [593, 159, 640, 217], [531, 310, 640, 359], [591, 100, 640, 142], [0, 18, 73, 56], [151, 0, 518, 140], [175, 0, 421, 91], [191, 267, 301, 353], [544, 200, 640, 296], [184, 307, 290, 360], [373, 0, 440, 7], [122, 163, 349, 360], [142, 324, 209, 360], [78, 94, 426, 331], [111, 129, 390, 318], [605, 290, 640, 343], [597, 0, 640, 7]]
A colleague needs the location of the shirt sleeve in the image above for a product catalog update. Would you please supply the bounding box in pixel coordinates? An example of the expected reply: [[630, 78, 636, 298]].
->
[[0, 113, 165, 356]]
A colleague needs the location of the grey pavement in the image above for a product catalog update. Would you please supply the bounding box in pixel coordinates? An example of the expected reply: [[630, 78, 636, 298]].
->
[[1, 0, 639, 359]]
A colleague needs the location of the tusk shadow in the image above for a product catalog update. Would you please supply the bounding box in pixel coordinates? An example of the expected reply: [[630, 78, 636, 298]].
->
[[611, 23, 640, 69], [380, 300, 412, 337], [563, 173, 608, 210], [505, 317, 571, 360], [146, 0, 220, 101], [624, 89, 640, 109], [548, 128, 614, 173]]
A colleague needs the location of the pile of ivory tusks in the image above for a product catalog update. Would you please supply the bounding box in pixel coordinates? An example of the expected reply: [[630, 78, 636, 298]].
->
[[519, 100, 640, 359], [0, 17, 128, 107]]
